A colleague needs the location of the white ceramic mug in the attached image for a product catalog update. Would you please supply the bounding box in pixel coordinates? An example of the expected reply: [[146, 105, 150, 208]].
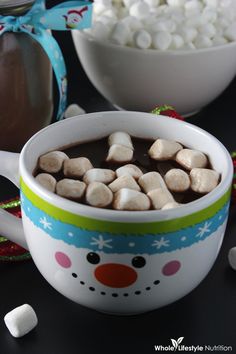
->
[[0, 112, 233, 315]]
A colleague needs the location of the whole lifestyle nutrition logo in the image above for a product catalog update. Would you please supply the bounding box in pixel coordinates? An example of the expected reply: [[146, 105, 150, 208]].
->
[[154, 337, 233, 352]]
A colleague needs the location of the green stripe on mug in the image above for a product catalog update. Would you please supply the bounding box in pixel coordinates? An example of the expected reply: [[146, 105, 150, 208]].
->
[[20, 178, 231, 235]]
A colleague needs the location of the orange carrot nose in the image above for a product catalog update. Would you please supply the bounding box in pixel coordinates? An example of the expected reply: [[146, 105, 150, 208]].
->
[[94, 263, 137, 288]]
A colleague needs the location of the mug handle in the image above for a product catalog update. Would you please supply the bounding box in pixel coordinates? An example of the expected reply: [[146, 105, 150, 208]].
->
[[0, 151, 28, 250]]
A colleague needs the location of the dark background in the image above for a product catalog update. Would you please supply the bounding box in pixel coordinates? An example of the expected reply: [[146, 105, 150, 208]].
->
[[1, 1, 236, 353]]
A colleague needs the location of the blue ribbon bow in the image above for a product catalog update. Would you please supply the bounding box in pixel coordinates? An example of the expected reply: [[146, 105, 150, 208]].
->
[[0, 0, 93, 120]]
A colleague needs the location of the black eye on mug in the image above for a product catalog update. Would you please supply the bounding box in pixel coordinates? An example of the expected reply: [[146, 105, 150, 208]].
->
[[132, 256, 146, 268], [86, 252, 100, 264]]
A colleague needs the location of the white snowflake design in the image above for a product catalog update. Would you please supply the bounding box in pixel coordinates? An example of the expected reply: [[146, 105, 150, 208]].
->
[[196, 221, 212, 238], [39, 216, 52, 230], [90, 235, 113, 250], [152, 237, 170, 249]]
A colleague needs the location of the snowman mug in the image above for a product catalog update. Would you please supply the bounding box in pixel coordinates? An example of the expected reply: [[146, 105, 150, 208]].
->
[[0, 111, 233, 315]]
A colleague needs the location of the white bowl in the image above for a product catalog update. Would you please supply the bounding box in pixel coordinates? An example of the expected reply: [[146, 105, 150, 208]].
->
[[72, 31, 236, 116]]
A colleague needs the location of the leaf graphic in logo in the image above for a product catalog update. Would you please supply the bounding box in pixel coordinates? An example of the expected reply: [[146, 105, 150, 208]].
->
[[171, 339, 178, 350], [177, 337, 184, 345]]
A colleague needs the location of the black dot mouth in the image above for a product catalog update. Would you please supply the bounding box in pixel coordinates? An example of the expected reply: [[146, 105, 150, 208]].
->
[[71, 273, 160, 297]]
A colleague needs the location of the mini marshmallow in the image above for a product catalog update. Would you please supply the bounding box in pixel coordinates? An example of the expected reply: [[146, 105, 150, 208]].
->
[[129, 1, 150, 19], [228, 247, 236, 270], [123, 0, 136, 8], [178, 26, 198, 43], [63, 157, 93, 178], [184, 0, 202, 15], [108, 131, 134, 149], [4, 304, 38, 338], [194, 34, 213, 48], [35, 173, 56, 193], [152, 31, 172, 50], [144, 0, 160, 7], [106, 144, 133, 163], [83, 168, 116, 184], [108, 174, 141, 193], [148, 139, 183, 160], [151, 19, 176, 33], [164, 168, 190, 192], [86, 182, 113, 208], [198, 23, 216, 38], [64, 103, 85, 118], [122, 16, 143, 31], [113, 188, 151, 210], [133, 29, 152, 49], [90, 21, 111, 40], [148, 187, 175, 210], [110, 21, 130, 45], [167, 0, 186, 6], [176, 148, 208, 170], [170, 34, 184, 49], [138, 171, 167, 193], [116, 164, 143, 179], [190, 168, 220, 193], [224, 23, 236, 41], [56, 179, 86, 200], [39, 151, 68, 173], [162, 201, 181, 210], [93, 2, 108, 15], [212, 36, 228, 46]]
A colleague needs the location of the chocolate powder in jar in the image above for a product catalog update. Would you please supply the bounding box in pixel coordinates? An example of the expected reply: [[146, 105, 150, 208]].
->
[[0, 31, 53, 152]]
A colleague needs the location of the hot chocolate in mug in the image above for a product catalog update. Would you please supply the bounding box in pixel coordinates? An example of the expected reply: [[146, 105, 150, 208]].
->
[[0, 112, 233, 315]]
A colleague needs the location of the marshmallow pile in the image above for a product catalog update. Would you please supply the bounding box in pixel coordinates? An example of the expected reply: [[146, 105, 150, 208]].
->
[[35, 132, 220, 211], [85, 0, 236, 50]]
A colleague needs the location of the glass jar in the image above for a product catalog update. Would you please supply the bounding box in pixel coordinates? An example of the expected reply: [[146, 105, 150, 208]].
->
[[0, 0, 53, 152]]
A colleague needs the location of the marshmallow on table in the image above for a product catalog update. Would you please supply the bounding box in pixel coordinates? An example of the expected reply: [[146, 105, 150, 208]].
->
[[108, 131, 134, 149], [190, 168, 220, 193], [113, 188, 151, 211], [4, 304, 38, 338], [39, 151, 68, 173], [63, 157, 93, 178], [64, 104, 85, 118], [106, 144, 133, 163], [108, 174, 141, 193], [56, 179, 86, 200], [164, 168, 190, 192], [86, 182, 113, 208], [116, 164, 143, 179], [35, 173, 57, 193], [148, 139, 183, 160], [83, 168, 116, 184], [138, 171, 167, 193], [148, 187, 175, 210], [176, 148, 208, 170]]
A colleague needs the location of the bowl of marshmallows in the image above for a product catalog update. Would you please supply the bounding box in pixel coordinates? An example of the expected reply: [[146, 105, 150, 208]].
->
[[72, 0, 236, 116]]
